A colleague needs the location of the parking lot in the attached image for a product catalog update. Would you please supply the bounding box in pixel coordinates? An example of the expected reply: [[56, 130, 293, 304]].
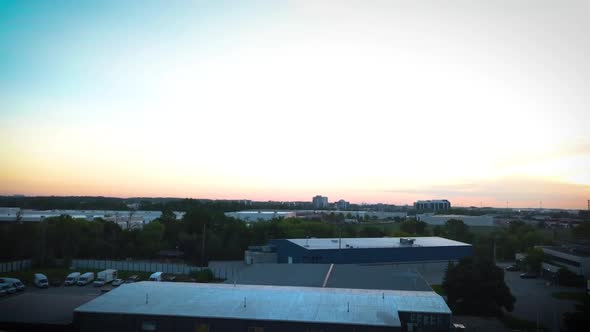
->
[[0, 283, 104, 326], [498, 262, 580, 332]]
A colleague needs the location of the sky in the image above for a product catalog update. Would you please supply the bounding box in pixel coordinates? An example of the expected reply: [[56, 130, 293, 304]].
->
[[1, 0, 589, 209]]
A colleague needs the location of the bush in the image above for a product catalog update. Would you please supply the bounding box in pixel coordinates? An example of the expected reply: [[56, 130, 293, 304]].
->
[[556, 268, 585, 287], [192, 268, 214, 283]]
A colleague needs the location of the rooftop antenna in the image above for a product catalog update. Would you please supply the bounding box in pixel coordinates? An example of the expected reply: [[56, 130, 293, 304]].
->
[[347, 301, 350, 313], [339, 222, 342, 250], [145, 293, 149, 304], [243, 297, 247, 308], [382, 292, 384, 300]]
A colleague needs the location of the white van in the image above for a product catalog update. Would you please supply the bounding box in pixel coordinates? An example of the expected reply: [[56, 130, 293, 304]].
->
[[64, 272, 81, 286], [93, 269, 117, 287], [77, 272, 95, 286], [34, 273, 49, 288], [0, 278, 25, 291], [1, 282, 17, 294], [149, 272, 163, 282]]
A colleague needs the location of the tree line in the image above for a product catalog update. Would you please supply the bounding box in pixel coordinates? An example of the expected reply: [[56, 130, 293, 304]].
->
[[1, 200, 585, 266]]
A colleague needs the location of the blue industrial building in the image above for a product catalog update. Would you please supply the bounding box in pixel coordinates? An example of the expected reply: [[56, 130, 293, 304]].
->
[[74, 282, 452, 332], [268, 237, 472, 264]]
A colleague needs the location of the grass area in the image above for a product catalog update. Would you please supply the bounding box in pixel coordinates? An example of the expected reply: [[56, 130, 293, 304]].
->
[[499, 314, 546, 331], [552, 291, 588, 302], [430, 284, 445, 295], [468, 226, 499, 235]]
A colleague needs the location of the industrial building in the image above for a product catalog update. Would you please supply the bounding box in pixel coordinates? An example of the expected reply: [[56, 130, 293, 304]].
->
[[414, 200, 451, 211], [267, 237, 472, 264], [539, 242, 590, 279], [0, 208, 184, 226], [336, 199, 350, 210], [224, 211, 296, 223], [227, 263, 434, 292], [74, 282, 452, 332], [417, 214, 496, 227], [312, 195, 329, 209]]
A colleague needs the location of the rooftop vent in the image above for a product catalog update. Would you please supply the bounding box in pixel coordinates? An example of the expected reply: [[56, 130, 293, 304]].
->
[[400, 238, 415, 245]]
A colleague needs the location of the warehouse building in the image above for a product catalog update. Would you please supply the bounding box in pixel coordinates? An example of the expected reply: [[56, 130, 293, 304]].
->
[[268, 237, 472, 264], [74, 282, 452, 332], [416, 214, 496, 227], [227, 263, 434, 292], [224, 211, 296, 223], [539, 243, 590, 279]]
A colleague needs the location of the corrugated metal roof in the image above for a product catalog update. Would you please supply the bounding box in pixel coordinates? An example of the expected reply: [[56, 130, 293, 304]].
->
[[226, 264, 433, 292], [326, 266, 433, 292], [75, 282, 449, 326], [225, 263, 328, 287], [288, 237, 470, 250]]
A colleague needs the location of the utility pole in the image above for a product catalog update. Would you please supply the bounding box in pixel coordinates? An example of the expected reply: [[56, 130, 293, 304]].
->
[[201, 223, 206, 267], [339, 222, 342, 250], [492, 236, 497, 264]]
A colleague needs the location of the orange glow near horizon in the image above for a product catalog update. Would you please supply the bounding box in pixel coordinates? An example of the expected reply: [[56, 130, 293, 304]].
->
[[1, 1, 589, 209]]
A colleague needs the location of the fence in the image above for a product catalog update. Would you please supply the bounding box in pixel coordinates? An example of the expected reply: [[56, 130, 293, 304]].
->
[[0, 259, 32, 273], [71, 259, 243, 280]]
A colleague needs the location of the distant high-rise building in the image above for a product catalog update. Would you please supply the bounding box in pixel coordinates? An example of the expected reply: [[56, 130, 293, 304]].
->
[[414, 200, 451, 211], [312, 195, 329, 209], [336, 199, 349, 210]]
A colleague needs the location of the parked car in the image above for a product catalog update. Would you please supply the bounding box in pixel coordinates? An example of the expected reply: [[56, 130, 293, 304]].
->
[[0, 278, 25, 291], [65, 272, 81, 286], [34, 273, 49, 288], [164, 276, 176, 282], [505, 264, 519, 271], [125, 275, 140, 283], [0, 283, 17, 295], [520, 272, 538, 279], [111, 278, 124, 287]]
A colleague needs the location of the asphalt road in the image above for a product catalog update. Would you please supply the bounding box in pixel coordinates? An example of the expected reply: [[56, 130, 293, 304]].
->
[[0, 284, 103, 325], [498, 262, 579, 332]]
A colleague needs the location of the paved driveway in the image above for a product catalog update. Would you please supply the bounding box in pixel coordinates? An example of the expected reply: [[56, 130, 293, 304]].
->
[[0, 284, 102, 325], [499, 262, 580, 332]]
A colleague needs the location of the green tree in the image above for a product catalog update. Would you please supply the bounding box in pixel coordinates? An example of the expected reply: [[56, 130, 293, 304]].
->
[[137, 221, 165, 257], [399, 219, 429, 235], [523, 247, 544, 274], [160, 206, 177, 223], [444, 219, 473, 243], [563, 296, 590, 332], [442, 257, 515, 315], [572, 221, 590, 240], [556, 267, 584, 287], [358, 226, 385, 237]]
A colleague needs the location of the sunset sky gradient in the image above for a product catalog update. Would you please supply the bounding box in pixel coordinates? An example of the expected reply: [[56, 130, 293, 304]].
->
[[1, 0, 589, 209]]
